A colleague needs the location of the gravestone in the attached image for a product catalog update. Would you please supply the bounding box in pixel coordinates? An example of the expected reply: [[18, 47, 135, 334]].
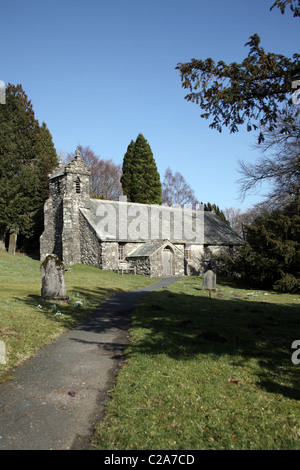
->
[[0, 340, 6, 364], [8, 233, 17, 255], [202, 269, 216, 297], [40, 254, 69, 301]]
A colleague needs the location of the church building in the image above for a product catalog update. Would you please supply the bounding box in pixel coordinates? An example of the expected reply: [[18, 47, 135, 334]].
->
[[40, 151, 244, 277]]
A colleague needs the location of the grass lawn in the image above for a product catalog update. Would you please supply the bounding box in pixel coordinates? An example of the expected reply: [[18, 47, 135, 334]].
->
[[0, 250, 158, 383], [91, 277, 300, 450]]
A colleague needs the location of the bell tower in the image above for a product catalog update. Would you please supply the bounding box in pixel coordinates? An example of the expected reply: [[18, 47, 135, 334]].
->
[[61, 149, 91, 265], [40, 150, 91, 265]]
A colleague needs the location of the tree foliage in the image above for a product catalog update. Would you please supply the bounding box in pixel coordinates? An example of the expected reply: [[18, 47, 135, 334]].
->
[[176, 2, 300, 292], [218, 209, 300, 293], [203, 202, 230, 225], [0, 84, 57, 240], [177, 34, 299, 143], [176, 1, 299, 143], [121, 134, 162, 204], [120, 140, 135, 200], [270, 0, 300, 16]]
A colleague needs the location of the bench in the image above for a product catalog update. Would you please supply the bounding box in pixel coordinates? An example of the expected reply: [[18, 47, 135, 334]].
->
[[116, 262, 136, 275]]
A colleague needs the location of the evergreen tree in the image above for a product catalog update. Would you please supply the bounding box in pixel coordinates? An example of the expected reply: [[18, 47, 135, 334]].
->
[[121, 134, 162, 204], [31, 121, 58, 238], [177, 3, 299, 143], [219, 210, 300, 292], [120, 140, 135, 200], [203, 202, 230, 225], [0, 84, 57, 246]]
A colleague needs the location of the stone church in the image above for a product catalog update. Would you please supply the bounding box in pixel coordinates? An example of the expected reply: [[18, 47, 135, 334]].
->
[[40, 151, 244, 277]]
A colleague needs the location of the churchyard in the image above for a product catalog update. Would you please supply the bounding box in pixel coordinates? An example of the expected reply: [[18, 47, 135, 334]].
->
[[0, 251, 157, 382], [91, 279, 300, 450], [0, 250, 299, 449]]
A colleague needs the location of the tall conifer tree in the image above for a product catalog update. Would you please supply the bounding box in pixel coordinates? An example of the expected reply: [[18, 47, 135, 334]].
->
[[120, 140, 135, 200], [121, 134, 161, 204], [0, 84, 57, 244]]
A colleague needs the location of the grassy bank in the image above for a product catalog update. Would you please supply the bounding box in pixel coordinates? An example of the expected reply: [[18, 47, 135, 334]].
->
[[92, 277, 300, 450], [0, 251, 158, 382]]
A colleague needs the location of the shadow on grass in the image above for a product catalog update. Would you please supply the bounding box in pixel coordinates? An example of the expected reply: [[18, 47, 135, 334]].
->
[[130, 289, 300, 401], [13, 280, 300, 401], [14, 284, 127, 328]]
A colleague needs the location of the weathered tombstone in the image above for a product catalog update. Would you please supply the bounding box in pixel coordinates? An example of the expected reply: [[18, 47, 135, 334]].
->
[[8, 233, 17, 255], [0, 340, 6, 364], [202, 269, 216, 298], [40, 254, 69, 302]]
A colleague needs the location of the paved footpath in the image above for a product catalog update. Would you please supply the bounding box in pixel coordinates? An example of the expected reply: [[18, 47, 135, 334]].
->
[[0, 277, 180, 450]]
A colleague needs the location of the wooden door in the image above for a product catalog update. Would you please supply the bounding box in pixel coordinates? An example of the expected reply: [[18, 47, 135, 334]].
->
[[162, 247, 173, 276]]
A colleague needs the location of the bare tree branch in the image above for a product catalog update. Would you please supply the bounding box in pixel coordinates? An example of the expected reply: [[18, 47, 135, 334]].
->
[[238, 107, 300, 207], [161, 167, 199, 208]]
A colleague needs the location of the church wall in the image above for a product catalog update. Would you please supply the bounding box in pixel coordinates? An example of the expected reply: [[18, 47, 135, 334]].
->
[[149, 244, 185, 277], [173, 244, 185, 277], [128, 256, 151, 276], [149, 250, 162, 277], [79, 211, 102, 268], [100, 241, 119, 271], [185, 244, 235, 275]]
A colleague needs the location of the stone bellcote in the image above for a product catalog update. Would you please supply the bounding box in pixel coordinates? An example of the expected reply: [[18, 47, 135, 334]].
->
[[40, 150, 91, 266], [49, 149, 91, 206]]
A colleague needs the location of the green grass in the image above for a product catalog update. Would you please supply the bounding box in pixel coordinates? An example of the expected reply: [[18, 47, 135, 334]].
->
[[0, 251, 158, 382], [91, 277, 300, 450]]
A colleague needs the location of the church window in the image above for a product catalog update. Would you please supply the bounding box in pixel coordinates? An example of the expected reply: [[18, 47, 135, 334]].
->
[[184, 246, 191, 260], [75, 177, 81, 193], [118, 243, 125, 260]]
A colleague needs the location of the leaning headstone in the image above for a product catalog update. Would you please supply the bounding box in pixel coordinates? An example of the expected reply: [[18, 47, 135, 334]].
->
[[40, 254, 69, 301], [8, 233, 17, 255], [0, 341, 6, 364], [202, 269, 216, 298]]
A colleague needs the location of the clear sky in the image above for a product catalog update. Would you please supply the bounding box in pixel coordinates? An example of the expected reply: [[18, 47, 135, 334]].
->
[[1, 0, 299, 211]]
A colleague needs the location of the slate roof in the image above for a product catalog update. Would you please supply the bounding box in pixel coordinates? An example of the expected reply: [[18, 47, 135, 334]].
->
[[80, 199, 244, 246], [49, 164, 66, 180], [127, 240, 176, 258], [203, 211, 244, 245]]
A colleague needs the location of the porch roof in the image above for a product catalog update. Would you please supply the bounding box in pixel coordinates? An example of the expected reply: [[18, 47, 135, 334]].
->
[[127, 240, 174, 258]]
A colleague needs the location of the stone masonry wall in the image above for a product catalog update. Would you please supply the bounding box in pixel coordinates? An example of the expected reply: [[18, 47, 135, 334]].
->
[[100, 242, 119, 271], [186, 244, 235, 275], [79, 211, 102, 268], [61, 159, 90, 266], [128, 257, 151, 276], [149, 245, 184, 277]]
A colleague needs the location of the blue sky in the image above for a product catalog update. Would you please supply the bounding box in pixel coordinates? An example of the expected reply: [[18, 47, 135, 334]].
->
[[1, 0, 299, 211]]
